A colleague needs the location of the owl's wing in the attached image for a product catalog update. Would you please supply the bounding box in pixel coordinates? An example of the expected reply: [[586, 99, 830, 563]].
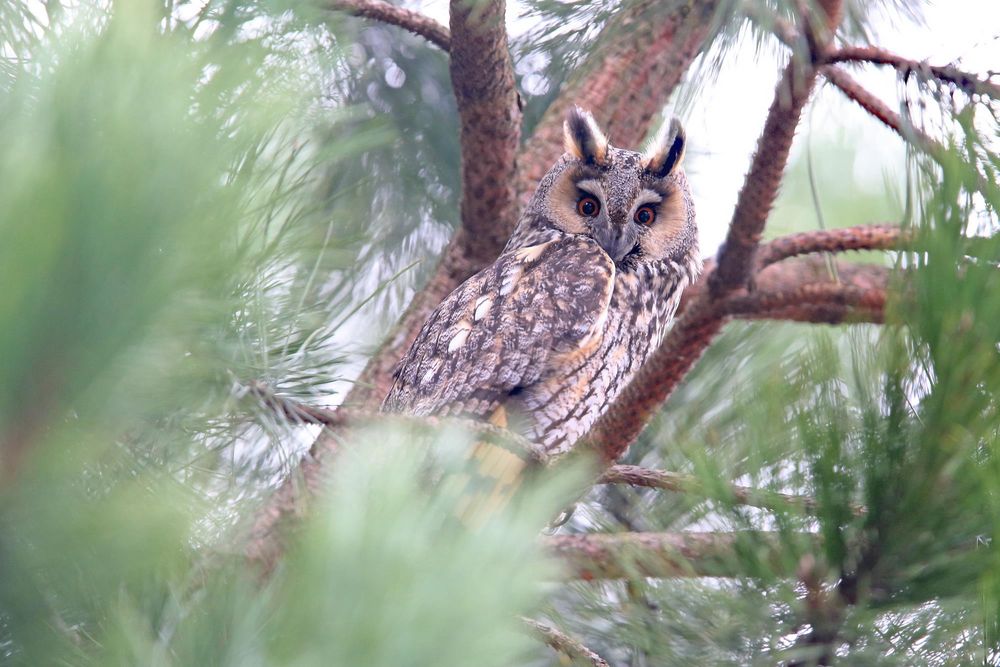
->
[[381, 235, 615, 421]]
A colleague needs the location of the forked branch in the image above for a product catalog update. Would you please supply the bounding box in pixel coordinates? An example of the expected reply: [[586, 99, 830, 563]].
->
[[708, 0, 844, 297], [589, 254, 889, 463]]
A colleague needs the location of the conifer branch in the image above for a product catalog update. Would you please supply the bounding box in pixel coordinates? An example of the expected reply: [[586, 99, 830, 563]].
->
[[824, 45, 1000, 99], [448, 0, 521, 265], [754, 224, 904, 268], [706, 57, 815, 296], [244, 381, 547, 462], [522, 618, 611, 667], [589, 1, 851, 462], [322, 0, 451, 51], [679, 257, 891, 314], [707, 0, 844, 297], [599, 465, 866, 517], [545, 531, 817, 580]]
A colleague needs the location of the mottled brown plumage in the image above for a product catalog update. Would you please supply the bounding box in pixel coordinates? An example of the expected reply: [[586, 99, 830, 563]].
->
[[383, 108, 700, 458]]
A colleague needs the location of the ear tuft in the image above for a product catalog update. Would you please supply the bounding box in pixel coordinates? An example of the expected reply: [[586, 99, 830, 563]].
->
[[563, 106, 609, 165], [642, 117, 686, 177]]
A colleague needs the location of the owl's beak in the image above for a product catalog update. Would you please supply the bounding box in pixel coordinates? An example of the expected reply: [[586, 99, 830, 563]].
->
[[591, 223, 637, 264]]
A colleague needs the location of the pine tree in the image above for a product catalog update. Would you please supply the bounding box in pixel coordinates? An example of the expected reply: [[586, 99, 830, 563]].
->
[[1, 1, 998, 665]]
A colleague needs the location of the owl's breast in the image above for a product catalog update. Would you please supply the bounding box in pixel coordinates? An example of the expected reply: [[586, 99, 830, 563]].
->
[[518, 265, 687, 456]]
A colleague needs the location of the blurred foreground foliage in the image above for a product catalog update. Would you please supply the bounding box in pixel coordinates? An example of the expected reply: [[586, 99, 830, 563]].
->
[[1, 0, 1000, 666], [0, 3, 582, 664]]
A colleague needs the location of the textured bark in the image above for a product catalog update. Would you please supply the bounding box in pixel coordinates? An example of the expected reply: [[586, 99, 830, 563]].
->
[[708, 1, 843, 297], [678, 256, 891, 316], [754, 224, 903, 268], [449, 0, 521, 266], [546, 531, 817, 580], [824, 45, 1000, 99], [599, 465, 866, 516], [323, 0, 451, 51], [706, 59, 818, 296]]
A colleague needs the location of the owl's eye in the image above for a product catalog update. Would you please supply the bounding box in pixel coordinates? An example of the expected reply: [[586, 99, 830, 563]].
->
[[576, 196, 600, 218], [634, 205, 656, 225]]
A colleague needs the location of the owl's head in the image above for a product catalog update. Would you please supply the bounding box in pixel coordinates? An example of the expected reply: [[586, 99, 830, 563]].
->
[[519, 107, 697, 269]]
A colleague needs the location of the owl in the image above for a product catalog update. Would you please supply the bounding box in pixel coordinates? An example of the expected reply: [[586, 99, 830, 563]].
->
[[383, 107, 700, 463]]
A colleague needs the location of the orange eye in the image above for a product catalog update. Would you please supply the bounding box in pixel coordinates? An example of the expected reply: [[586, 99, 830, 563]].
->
[[634, 205, 656, 225], [577, 196, 600, 217]]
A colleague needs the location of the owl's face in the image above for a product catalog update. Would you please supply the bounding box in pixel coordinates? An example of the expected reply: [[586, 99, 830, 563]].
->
[[521, 108, 697, 269]]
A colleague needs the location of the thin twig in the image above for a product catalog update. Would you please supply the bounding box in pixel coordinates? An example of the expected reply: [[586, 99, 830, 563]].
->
[[598, 465, 866, 517], [739, 1, 801, 51], [545, 531, 819, 580], [522, 618, 611, 667], [245, 381, 548, 463], [323, 0, 450, 51], [824, 45, 1000, 99], [822, 65, 996, 197]]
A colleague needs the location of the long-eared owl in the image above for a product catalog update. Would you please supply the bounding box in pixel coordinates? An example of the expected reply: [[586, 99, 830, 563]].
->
[[383, 108, 700, 458]]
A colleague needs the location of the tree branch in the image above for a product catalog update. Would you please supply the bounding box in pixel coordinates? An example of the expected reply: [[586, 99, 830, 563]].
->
[[522, 618, 610, 667], [322, 0, 451, 51], [586, 1, 853, 462], [754, 224, 904, 268], [820, 66, 936, 147], [707, 1, 843, 297], [679, 256, 891, 315], [545, 531, 817, 580], [449, 0, 521, 264], [245, 380, 547, 462], [824, 45, 1000, 99], [598, 465, 866, 517]]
